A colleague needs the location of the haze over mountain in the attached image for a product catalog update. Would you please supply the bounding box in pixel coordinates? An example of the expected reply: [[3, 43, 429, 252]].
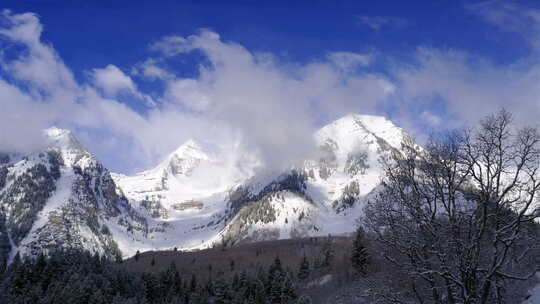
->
[[3, 1, 540, 177], [0, 113, 410, 260]]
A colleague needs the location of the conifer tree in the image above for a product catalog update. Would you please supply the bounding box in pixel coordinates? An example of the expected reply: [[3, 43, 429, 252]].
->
[[321, 237, 334, 267], [297, 294, 313, 304], [213, 277, 230, 304], [190, 273, 198, 292], [269, 256, 283, 277], [231, 272, 240, 290], [280, 271, 297, 303], [0, 256, 6, 278], [297, 254, 310, 280], [351, 226, 369, 277], [206, 277, 214, 297]]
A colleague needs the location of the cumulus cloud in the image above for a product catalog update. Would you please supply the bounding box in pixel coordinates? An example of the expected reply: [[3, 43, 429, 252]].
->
[[326, 51, 372, 72], [163, 79, 211, 112], [0, 12, 393, 173], [0, 10, 78, 152], [91, 65, 136, 95], [353, 1, 540, 141], [393, 46, 540, 134], [3, 3, 540, 174], [132, 58, 174, 80], [147, 30, 395, 169], [0, 10, 162, 169], [91, 64, 156, 106]]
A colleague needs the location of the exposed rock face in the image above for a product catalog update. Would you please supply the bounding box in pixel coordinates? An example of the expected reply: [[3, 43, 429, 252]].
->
[[112, 114, 411, 254], [0, 128, 147, 261], [0, 114, 412, 260]]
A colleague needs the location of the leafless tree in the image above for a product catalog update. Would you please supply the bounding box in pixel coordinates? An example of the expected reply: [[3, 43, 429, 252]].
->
[[364, 110, 540, 304]]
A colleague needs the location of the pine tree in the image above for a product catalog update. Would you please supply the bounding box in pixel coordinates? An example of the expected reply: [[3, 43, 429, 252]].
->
[[134, 250, 140, 262], [269, 271, 283, 304], [280, 271, 297, 303], [206, 277, 214, 297], [161, 262, 178, 296], [239, 270, 248, 287], [351, 226, 369, 277], [142, 273, 160, 302], [213, 277, 230, 304], [297, 294, 313, 304], [0, 256, 6, 278], [190, 273, 198, 292], [254, 281, 266, 303], [7, 252, 26, 296], [321, 237, 333, 267], [297, 254, 310, 280], [231, 272, 240, 290], [269, 256, 283, 277], [268, 257, 286, 303], [208, 263, 213, 277]]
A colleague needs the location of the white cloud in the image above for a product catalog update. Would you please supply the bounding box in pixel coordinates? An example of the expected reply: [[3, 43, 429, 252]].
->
[[326, 52, 372, 72], [0, 10, 42, 44], [132, 58, 173, 80], [150, 35, 190, 56], [466, 1, 540, 49], [420, 111, 442, 126], [0, 14, 394, 173], [0, 10, 78, 96], [92, 65, 137, 95], [4, 4, 540, 174], [356, 15, 408, 31], [393, 46, 540, 135], [91, 64, 156, 106], [148, 30, 394, 169], [164, 79, 211, 112]]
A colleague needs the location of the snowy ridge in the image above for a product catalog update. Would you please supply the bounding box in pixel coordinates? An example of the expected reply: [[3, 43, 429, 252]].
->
[[112, 113, 410, 254], [0, 128, 146, 260], [0, 113, 410, 259]]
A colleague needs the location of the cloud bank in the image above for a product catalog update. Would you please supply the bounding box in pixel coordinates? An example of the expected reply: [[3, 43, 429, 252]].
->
[[2, 2, 540, 174], [0, 10, 390, 172]]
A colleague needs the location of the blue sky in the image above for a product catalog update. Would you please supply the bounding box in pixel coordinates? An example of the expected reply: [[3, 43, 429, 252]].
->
[[4, 1, 534, 79], [1, 1, 540, 173]]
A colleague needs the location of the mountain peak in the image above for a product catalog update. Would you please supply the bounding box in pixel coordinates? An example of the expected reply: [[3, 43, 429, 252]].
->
[[43, 127, 96, 168], [164, 139, 210, 177], [43, 127, 84, 151], [318, 113, 406, 151], [332, 113, 393, 129], [169, 139, 209, 161]]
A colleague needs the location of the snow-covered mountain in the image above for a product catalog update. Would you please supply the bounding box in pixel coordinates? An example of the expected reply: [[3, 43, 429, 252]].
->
[[0, 128, 147, 262], [113, 114, 411, 255], [0, 114, 411, 260]]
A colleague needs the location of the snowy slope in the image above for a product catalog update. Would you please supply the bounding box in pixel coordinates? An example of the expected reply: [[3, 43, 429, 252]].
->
[[111, 138, 262, 255], [0, 128, 147, 261], [112, 113, 410, 254], [0, 113, 411, 260], [219, 114, 409, 243]]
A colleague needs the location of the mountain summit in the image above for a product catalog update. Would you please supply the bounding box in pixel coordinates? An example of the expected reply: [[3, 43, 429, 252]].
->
[[0, 114, 410, 259], [0, 128, 146, 262], [112, 113, 410, 254]]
